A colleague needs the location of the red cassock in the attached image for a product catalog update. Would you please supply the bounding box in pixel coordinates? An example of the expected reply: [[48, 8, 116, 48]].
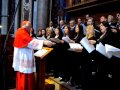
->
[[16, 72, 35, 90]]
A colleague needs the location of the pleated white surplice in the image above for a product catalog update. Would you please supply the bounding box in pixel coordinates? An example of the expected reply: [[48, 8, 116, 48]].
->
[[13, 39, 44, 73]]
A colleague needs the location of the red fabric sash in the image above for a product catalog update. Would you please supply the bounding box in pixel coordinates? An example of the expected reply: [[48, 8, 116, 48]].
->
[[14, 28, 32, 48]]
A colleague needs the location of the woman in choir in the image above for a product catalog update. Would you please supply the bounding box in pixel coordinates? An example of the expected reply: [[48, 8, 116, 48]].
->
[[54, 27, 63, 40], [41, 28, 47, 39], [37, 29, 42, 37], [88, 21, 118, 90], [63, 25, 71, 37], [45, 27, 70, 79], [89, 21, 115, 45], [86, 17, 95, 40], [69, 24, 84, 89], [62, 25, 75, 43], [46, 27, 54, 40], [46, 27, 62, 75], [30, 28, 36, 38], [48, 26, 72, 81], [73, 24, 84, 43], [79, 18, 97, 90], [58, 25, 75, 82], [49, 27, 62, 77], [37, 29, 47, 40]]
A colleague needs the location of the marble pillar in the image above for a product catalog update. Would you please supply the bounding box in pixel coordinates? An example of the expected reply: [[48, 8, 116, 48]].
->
[[33, 0, 37, 33], [14, 0, 20, 35], [1, 0, 9, 34], [37, 0, 50, 30]]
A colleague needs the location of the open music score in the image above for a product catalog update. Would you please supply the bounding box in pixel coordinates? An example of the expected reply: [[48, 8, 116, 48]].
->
[[34, 47, 53, 59], [68, 43, 83, 52]]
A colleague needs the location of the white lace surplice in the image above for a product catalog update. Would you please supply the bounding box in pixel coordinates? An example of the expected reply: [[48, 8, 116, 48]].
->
[[13, 39, 43, 73]]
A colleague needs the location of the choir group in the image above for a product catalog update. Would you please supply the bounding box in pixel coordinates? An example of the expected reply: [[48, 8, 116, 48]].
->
[[31, 13, 120, 90]]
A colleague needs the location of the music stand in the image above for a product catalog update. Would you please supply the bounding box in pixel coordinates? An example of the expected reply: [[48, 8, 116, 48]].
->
[[35, 47, 53, 90]]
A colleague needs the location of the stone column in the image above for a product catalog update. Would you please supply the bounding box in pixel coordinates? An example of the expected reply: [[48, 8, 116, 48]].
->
[[21, 0, 33, 23], [14, 0, 20, 35], [37, 0, 50, 30], [33, 0, 37, 33], [1, 0, 9, 34]]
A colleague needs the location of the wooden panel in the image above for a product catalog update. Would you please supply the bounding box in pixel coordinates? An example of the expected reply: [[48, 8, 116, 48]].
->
[[0, 35, 15, 89], [66, 0, 73, 7], [65, 0, 120, 23]]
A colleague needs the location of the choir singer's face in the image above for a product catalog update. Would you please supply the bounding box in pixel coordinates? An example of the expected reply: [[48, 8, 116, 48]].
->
[[38, 30, 42, 35], [55, 28, 59, 35], [60, 20, 64, 26], [77, 18, 82, 24], [100, 16, 107, 22], [87, 19, 93, 25], [100, 25, 107, 33], [42, 29, 46, 35], [117, 14, 120, 20], [64, 26, 69, 34], [75, 25, 80, 33], [108, 15, 113, 22]]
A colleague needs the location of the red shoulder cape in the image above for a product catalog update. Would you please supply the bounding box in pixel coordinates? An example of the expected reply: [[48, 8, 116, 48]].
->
[[14, 28, 33, 48]]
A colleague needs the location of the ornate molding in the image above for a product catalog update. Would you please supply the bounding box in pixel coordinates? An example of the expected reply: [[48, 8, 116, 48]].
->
[[21, 0, 33, 22], [23, 0, 31, 11]]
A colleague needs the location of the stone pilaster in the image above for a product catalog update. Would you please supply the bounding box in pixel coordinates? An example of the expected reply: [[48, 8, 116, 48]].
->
[[37, 0, 50, 30], [1, 0, 9, 34], [14, 0, 20, 35]]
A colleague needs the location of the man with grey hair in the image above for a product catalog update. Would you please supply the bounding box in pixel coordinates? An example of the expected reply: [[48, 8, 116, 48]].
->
[[13, 20, 53, 90]]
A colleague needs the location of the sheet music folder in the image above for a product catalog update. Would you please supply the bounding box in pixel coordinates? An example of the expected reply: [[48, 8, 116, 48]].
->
[[68, 43, 83, 52], [50, 38, 61, 43], [34, 47, 53, 59], [80, 37, 95, 53]]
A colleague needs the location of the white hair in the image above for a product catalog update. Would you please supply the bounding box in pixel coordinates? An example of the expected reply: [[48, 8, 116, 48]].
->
[[22, 21, 31, 29]]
